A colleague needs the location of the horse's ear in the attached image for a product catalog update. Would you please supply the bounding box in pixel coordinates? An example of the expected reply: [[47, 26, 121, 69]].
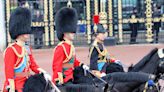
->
[[40, 73, 44, 77], [128, 64, 133, 72]]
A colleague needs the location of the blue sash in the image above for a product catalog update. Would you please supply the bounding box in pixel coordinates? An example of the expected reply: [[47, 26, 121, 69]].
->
[[97, 62, 105, 71], [14, 45, 30, 73], [14, 55, 27, 73]]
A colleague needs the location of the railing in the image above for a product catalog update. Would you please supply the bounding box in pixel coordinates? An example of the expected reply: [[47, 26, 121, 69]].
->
[[4, 0, 164, 48]]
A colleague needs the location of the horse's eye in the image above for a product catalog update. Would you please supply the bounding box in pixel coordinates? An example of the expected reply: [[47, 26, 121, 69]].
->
[[161, 58, 164, 62]]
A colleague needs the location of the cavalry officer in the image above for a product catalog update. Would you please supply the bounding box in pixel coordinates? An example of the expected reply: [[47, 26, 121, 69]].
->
[[3, 7, 50, 92], [52, 7, 89, 85], [89, 15, 124, 77]]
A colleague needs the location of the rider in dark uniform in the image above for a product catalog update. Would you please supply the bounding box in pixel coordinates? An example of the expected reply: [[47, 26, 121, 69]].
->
[[89, 16, 124, 77]]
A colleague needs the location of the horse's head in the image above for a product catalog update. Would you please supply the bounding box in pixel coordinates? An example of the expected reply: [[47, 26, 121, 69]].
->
[[23, 73, 54, 92], [128, 48, 158, 72], [157, 48, 164, 76]]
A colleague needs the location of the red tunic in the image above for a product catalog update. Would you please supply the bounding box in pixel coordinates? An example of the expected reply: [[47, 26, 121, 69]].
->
[[3, 43, 40, 92], [52, 41, 80, 84]]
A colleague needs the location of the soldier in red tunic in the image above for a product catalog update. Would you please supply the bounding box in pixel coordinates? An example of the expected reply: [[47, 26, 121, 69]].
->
[[52, 7, 89, 85], [3, 7, 51, 92]]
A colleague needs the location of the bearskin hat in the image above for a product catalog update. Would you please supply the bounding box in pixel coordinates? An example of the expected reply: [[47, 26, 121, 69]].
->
[[9, 7, 32, 39], [55, 7, 78, 41]]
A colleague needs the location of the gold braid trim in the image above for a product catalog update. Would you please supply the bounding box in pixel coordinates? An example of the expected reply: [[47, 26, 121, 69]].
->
[[3, 43, 26, 58], [89, 46, 95, 58], [10, 45, 25, 58], [89, 40, 108, 58], [3, 43, 16, 58], [61, 44, 73, 63], [89, 40, 98, 58], [56, 41, 74, 63], [95, 46, 107, 56], [10, 44, 29, 69]]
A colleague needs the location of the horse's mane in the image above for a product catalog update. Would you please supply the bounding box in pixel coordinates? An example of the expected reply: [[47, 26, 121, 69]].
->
[[106, 63, 124, 74], [108, 72, 153, 83], [128, 48, 158, 72]]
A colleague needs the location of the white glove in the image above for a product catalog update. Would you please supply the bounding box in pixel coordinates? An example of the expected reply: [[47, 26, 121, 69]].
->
[[43, 73, 52, 81], [82, 64, 89, 70], [37, 68, 52, 81], [7, 79, 15, 92], [100, 72, 106, 77]]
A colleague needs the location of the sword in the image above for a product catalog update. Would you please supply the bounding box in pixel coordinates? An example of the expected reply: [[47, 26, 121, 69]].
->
[[83, 68, 110, 92], [49, 80, 61, 92]]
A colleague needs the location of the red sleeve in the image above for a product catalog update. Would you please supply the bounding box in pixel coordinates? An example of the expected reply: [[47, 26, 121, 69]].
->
[[4, 47, 15, 82], [29, 48, 40, 74], [52, 46, 65, 81], [74, 56, 80, 67]]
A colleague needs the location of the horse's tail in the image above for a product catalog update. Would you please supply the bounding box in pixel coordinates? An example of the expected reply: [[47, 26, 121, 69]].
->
[[104, 72, 155, 83]]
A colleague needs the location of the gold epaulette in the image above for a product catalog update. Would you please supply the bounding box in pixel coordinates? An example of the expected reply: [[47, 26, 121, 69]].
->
[[89, 40, 98, 58], [3, 43, 26, 58], [95, 46, 107, 56], [10, 43, 25, 58], [89, 46, 95, 58], [89, 41, 107, 57], [90, 44, 108, 56], [92, 40, 98, 47]]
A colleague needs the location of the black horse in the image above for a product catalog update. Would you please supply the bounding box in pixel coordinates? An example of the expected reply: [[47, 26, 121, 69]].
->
[[103, 48, 164, 92], [110, 48, 164, 92], [73, 66, 157, 92], [97, 48, 164, 92], [73, 48, 164, 92], [128, 48, 164, 73], [23, 73, 57, 92], [128, 48, 164, 92]]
